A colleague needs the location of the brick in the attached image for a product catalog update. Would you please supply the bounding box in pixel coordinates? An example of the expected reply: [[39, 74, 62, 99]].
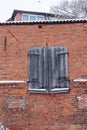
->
[[0, 23, 86, 129]]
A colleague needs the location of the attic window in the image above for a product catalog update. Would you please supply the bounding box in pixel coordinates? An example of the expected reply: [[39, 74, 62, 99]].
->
[[30, 15, 36, 21], [29, 15, 44, 21], [28, 46, 69, 94], [37, 16, 44, 21], [22, 14, 28, 21]]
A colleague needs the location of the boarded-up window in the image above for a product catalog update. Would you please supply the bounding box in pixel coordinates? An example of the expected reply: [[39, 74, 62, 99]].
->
[[28, 46, 69, 94]]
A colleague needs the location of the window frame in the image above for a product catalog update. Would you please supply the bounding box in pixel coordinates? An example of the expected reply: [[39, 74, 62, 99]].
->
[[22, 13, 44, 22], [22, 14, 29, 21], [37, 15, 44, 21], [29, 15, 37, 21], [29, 15, 44, 21]]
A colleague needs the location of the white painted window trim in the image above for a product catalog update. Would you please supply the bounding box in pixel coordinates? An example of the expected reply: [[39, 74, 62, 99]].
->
[[73, 78, 87, 82], [0, 80, 26, 84]]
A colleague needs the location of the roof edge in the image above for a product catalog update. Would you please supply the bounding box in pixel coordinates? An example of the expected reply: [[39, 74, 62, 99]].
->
[[1, 19, 87, 26]]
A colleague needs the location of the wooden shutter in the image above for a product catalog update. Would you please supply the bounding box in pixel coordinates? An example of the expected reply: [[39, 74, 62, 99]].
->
[[28, 46, 69, 93], [28, 47, 47, 93], [49, 47, 69, 93]]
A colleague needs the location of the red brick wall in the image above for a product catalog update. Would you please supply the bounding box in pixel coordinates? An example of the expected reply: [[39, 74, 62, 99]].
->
[[0, 23, 87, 130], [15, 12, 22, 21]]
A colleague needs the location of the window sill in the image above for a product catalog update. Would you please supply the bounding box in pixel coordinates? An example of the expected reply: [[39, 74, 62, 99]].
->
[[28, 88, 46, 94], [50, 87, 70, 93], [28, 88, 70, 94]]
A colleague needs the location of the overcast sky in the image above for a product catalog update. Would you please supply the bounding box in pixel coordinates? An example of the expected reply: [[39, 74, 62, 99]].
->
[[0, 0, 72, 22]]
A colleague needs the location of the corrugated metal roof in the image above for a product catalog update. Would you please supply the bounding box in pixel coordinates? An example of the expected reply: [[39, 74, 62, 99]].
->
[[0, 19, 87, 26]]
